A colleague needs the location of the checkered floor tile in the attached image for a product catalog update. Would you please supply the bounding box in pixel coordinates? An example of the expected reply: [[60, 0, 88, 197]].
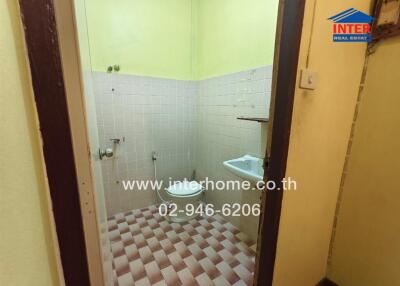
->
[[107, 205, 256, 286]]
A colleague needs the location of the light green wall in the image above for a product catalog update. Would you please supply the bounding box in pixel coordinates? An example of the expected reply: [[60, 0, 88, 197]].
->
[[86, 0, 194, 80], [195, 0, 278, 79], [85, 0, 278, 80]]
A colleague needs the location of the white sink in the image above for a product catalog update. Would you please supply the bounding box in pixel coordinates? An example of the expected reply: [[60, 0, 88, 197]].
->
[[223, 155, 264, 184]]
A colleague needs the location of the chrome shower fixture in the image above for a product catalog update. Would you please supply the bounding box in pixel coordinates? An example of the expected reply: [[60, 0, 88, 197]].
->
[[99, 148, 113, 160], [110, 138, 121, 144], [152, 151, 158, 161]]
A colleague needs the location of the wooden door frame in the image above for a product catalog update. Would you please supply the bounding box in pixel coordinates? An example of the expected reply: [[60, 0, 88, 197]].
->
[[18, 0, 305, 285], [18, 0, 106, 285], [18, 0, 90, 285]]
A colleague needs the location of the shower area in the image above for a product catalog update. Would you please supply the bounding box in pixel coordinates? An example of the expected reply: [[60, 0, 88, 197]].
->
[[73, 0, 278, 285]]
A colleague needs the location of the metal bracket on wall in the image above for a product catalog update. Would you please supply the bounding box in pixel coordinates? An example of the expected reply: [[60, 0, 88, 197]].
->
[[106, 64, 121, 73]]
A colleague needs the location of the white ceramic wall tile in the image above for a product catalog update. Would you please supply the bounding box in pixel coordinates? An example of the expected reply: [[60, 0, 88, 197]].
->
[[93, 72, 198, 215], [92, 65, 272, 221], [195, 65, 272, 173], [195, 66, 272, 243]]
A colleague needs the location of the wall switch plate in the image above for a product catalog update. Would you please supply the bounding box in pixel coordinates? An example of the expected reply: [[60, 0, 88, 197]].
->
[[299, 68, 318, 90]]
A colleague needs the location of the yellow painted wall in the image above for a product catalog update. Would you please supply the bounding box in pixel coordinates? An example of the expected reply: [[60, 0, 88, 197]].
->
[[0, 1, 61, 285], [272, 1, 371, 285], [85, 0, 278, 80], [195, 0, 278, 79], [85, 0, 194, 80], [328, 37, 400, 285]]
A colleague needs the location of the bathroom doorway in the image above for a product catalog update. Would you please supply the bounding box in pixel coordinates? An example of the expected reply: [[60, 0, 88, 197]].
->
[[19, 0, 305, 285]]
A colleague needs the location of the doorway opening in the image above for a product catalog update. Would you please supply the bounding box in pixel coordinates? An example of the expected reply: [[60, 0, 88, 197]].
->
[[18, 0, 305, 285]]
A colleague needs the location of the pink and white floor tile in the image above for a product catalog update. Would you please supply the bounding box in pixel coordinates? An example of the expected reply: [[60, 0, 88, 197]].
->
[[107, 205, 256, 286]]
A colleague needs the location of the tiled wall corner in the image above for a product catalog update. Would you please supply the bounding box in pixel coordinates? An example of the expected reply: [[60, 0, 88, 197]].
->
[[195, 66, 272, 242], [92, 65, 272, 237]]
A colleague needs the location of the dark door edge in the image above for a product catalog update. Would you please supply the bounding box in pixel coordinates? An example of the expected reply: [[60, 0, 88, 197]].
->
[[18, 0, 90, 285], [255, 0, 306, 285]]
